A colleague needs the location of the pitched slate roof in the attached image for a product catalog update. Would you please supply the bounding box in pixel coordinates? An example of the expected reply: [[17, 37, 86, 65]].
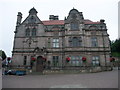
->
[[42, 20, 64, 25], [42, 19, 101, 25], [84, 19, 101, 24]]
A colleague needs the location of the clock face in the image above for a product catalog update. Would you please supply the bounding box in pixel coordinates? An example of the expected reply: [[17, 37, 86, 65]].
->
[[28, 16, 36, 23]]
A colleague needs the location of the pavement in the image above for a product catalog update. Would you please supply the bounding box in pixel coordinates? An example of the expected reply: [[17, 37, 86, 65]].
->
[[2, 69, 119, 88]]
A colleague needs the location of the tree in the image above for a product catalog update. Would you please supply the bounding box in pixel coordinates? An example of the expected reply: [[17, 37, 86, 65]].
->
[[110, 38, 120, 57]]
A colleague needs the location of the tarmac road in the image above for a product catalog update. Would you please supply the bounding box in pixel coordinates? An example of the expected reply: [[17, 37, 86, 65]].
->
[[2, 69, 118, 88]]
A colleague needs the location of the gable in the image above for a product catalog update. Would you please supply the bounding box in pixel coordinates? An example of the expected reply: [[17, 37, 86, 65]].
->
[[21, 14, 43, 25]]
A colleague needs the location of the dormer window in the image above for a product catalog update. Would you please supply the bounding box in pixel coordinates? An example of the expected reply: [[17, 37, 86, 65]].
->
[[71, 22, 79, 30]]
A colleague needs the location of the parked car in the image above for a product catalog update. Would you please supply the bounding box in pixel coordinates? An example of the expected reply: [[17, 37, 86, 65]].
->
[[16, 70, 26, 76], [4, 69, 26, 76], [4, 70, 16, 75]]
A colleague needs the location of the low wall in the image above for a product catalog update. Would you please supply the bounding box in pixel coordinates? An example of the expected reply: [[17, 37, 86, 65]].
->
[[32, 66, 113, 75]]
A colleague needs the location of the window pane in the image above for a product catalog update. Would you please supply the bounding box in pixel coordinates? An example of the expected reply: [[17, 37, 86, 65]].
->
[[52, 56, 59, 67], [76, 61, 79, 66], [91, 37, 98, 47], [76, 56, 79, 60], [71, 56, 75, 60], [69, 37, 82, 47], [71, 23, 79, 30], [96, 56, 99, 60], [32, 28, 36, 36], [56, 43, 59, 47], [26, 29, 30, 36], [53, 38, 59, 48], [23, 56, 27, 65], [53, 39, 56, 42], [92, 56, 95, 60], [92, 56, 100, 66]]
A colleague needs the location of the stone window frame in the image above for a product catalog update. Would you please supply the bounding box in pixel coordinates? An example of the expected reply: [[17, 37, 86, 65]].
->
[[25, 28, 30, 37], [52, 56, 59, 67], [52, 38, 59, 48], [69, 37, 82, 47], [69, 56, 83, 66], [31, 28, 37, 36], [23, 56, 27, 65], [91, 37, 98, 47], [70, 20, 79, 30], [92, 56, 100, 66]]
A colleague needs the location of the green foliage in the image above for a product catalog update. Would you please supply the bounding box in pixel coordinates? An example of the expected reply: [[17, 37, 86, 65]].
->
[[111, 38, 120, 57], [111, 52, 120, 57], [111, 38, 120, 52]]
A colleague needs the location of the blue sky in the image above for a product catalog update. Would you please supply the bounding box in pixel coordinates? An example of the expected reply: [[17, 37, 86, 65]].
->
[[0, 0, 119, 57]]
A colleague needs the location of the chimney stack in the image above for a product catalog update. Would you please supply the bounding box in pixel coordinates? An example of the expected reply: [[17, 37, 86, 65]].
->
[[49, 15, 59, 20], [16, 12, 22, 26]]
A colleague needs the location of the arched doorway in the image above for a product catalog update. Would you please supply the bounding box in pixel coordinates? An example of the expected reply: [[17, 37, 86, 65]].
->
[[36, 56, 44, 72]]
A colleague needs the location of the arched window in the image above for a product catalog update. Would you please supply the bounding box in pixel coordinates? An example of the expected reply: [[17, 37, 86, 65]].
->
[[69, 37, 82, 47], [25, 28, 30, 36], [32, 28, 36, 36], [71, 22, 79, 30]]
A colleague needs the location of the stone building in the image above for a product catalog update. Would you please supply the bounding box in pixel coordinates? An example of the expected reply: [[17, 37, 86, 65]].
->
[[12, 8, 111, 70]]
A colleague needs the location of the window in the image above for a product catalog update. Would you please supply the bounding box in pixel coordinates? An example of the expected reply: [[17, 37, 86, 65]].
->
[[91, 37, 98, 47], [53, 56, 59, 67], [92, 56, 100, 66], [70, 56, 83, 66], [32, 28, 36, 36], [47, 38, 51, 48], [69, 37, 82, 47], [72, 37, 79, 47], [30, 56, 34, 67], [71, 22, 79, 30], [25, 28, 30, 36], [52, 38, 59, 48], [23, 56, 27, 65]]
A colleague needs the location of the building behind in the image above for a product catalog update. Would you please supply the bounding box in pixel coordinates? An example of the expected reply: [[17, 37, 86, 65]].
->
[[12, 8, 111, 71]]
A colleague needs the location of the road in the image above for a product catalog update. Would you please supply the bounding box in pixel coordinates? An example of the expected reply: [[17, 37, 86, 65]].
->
[[2, 69, 118, 88]]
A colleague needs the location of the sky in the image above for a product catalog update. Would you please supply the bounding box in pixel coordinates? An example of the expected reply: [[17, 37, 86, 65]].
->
[[0, 0, 119, 57]]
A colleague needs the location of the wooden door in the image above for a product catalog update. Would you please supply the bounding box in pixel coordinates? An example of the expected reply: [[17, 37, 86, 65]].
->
[[36, 56, 44, 72]]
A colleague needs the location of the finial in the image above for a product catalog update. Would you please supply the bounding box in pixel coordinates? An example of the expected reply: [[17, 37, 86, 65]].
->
[[64, 16, 67, 20]]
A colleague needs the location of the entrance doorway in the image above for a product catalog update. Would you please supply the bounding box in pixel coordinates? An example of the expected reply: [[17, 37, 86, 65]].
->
[[36, 56, 44, 72]]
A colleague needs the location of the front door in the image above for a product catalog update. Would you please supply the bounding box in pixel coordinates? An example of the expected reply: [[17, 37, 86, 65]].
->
[[36, 56, 44, 72]]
